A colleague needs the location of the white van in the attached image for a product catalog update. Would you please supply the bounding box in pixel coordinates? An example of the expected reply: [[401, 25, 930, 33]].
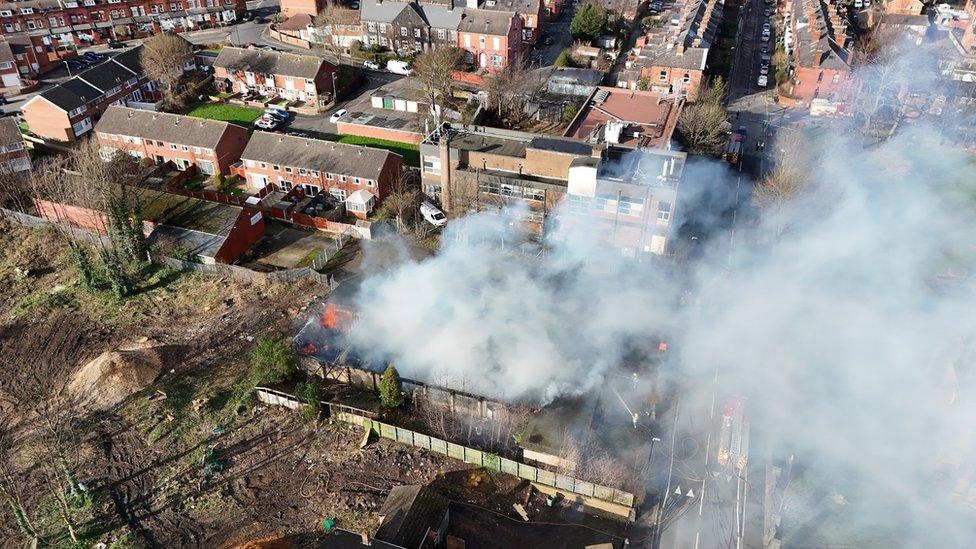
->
[[387, 59, 414, 75]]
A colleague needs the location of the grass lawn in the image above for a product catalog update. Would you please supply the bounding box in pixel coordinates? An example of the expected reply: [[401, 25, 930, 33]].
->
[[185, 102, 263, 126], [336, 135, 420, 167]]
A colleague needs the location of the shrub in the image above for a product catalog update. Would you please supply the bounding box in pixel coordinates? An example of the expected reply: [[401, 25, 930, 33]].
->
[[248, 336, 297, 386], [379, 364, 404, 409], [296, 381, 322, 421], [554, 49, 573, 68]]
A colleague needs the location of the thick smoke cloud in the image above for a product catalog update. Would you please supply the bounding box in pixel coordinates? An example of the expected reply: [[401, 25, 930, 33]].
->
[[341, 124, 976, 543], [346, 205, 680, 402]]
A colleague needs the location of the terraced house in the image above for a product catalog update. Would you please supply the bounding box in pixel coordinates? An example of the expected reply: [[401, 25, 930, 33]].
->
[[20, 46, 167, 141], [0, 0, 245, 47], [0, 117, 30, 174], [358, 0, 461, 55], [239, 131, 403, 218], [95, 106, 249, 174], [618, 0, 724, 101], [786, 0, 854, 111], [213, 47, 337, 111]]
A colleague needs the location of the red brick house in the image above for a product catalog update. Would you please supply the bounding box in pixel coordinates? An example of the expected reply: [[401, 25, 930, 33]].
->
[[2, 33, 67, 81], [479, 0, 542, 44], [95, 106, 249, 175], [0, 0, 245, 47], [213, 46, 338, 111], [279, 0, 325, 18], [787, 0, 855, 111], [0, 117, 30, 173], [35, 186, 264, 264], [239, 131, 403, 218], [0, 37, 20, 87], [456, 7, 522, 71], [21, 46, 166, 141]]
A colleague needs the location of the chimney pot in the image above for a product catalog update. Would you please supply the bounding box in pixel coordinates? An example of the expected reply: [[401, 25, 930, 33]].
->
[[360, 532, 370, 545]]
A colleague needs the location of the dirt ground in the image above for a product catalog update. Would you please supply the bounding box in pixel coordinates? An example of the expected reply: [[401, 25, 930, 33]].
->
[[0, 220, 634, 548]]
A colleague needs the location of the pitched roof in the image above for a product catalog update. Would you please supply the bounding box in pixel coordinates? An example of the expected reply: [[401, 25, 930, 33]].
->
[[458, 7, 515, 34], [419, 2, 463, 29], [480, 0, 541, 16], [278, 12, 314, 31], [359, 0, 411, 23], [38, 77, 102, 112], [0, 117, 23, 148], [133, 187, 242, 236], [241, 131, 398, 180], [375, 486, 449, 549], [76, 59, 137, 91], [0, 40, 14, 65], [33, 46, 147, 112], [96, 106, 240, 149], [213, 47, 328, 80]]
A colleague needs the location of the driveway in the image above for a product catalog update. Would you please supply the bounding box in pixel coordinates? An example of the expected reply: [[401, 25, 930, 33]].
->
[[279, 70, 405, 139]]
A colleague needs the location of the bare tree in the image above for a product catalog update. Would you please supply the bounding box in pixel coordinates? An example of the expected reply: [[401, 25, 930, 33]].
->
[[483, 57, 543, 125], [676, 77, 728, 155], [753, 129, 815, 236], [412, 47, 463, 127], [314, 1, 355, 65], [140, 33, 193, 108], [377, 173, 419, 234], [0, 427, 39, 544]]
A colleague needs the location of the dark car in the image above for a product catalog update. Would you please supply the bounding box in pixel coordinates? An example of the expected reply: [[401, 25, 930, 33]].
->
[[0, 94, 7, 105], [83, 51, 106, 63], [65, 59, 87, 71], [107, 40, 127, 49]]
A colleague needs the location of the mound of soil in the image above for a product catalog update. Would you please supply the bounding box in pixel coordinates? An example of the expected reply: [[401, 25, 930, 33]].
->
[[68, 343, 165, 410]]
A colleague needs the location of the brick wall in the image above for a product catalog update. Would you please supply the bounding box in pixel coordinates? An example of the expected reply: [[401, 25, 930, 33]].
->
[[21, 98, 74, 141], [214, 208, 265, 263], [335, 120, 423, 145]]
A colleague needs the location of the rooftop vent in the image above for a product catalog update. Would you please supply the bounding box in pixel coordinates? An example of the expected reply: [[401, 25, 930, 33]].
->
[[593, 88, 610, 104]]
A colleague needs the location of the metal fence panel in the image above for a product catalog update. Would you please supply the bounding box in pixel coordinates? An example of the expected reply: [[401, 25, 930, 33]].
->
[[517, 463, 538, 481], [593, 485, 614, 502], [612, 490, 635, 507], [574, 480, 595, 497], [395, 427, 414, 445], [500, 457, 519, 476], [430, 437, 448, 455], [413, 433, 431, 450], [536, 469, 556, 486], [483, 453, 501, 472], [555, 474, 575, 491], [463, 447, 483, 466], [447, 442, 465, 460]]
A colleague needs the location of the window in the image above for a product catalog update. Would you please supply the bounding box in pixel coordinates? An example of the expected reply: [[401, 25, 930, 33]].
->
[[27, 20, 36, 29], [366, 179, 375, 187], [492, 37, 500, 50], [0, 10, 11, 16], [193, 146, 202, 154], [273, 164, 280, 171], [311, 170, 319, 177], [594, 193, 617, 212], [329, 188, 345, 200], [170, 143, 178, 150], [170, 2, 178, 9], [500, 183, 521, 197], [422, 155, 441, 174], [618, 196, 643, 216], [479, 35, 485, 48], [3, 24, 10, 32], [401, 26, 407, 37], [682, 73, 690, 84], [523, 187, 544, 201], [84, 0, 96, 5], [464, 34, 471, 47], [491, 54, 502, 67], [353, 177, 360, 184], [367, 22, 375, 32], [20, 8, 33, 14], [832, 73, 840, 83], [299, 168, 307, 175], [325, 172, 333, 179], [567, 194, 590, 213], [659, 69, 667, 81], [260, 162, 267, 168], [181, 145, 189, 151], [305, 78, 313, 85], [414, 27, 421, 38], [284, 166, 293, 173], [48, 17, 58, 26], [278, 178, 292, 191], [379, 23, 387, 32], [657, 201, 671, 222], [437, 28, 445, 40]]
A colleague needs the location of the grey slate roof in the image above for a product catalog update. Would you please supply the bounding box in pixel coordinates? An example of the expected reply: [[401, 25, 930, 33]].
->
[[0, 117, 23, 148], [241, 131, 398, 180], [480, 0, 540, 15], [375, 485, 448, 549], [96, 106, 239, 149], [76, 60, 137, 92], [633, 44, 709, 71], [0, 40, 14, 65], [458, 7, 515, 34], [420, 2, 463, 30], [38, 78, 102, 112], [359, 0, 411, 23], [213, 47, 327, 80], [34, 46, 147, 112]]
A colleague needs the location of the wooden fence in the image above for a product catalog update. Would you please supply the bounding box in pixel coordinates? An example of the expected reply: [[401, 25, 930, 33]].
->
[[153, 255, 340, 288], [254, 386, 636, 510]]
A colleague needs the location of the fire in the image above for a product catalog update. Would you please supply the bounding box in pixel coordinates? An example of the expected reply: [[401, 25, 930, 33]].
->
[[319, 304, 355, 331]]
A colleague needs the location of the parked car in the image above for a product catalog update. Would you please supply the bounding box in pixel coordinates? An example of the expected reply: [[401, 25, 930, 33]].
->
[[65, 59, 87, 71], [760, 65, 769, 76], [107, 40, 127, 49], [0, 94, 7, 105], [264, 107, 290, 122], [350, 0, 359, 7], [761, 52, 771, 62], [420, 201, 447, 227], [241, 11, 253, 21], [329, 108, 348, 123], [544, 35, 553, 45], [363, 60, 381, 70], [254, 115, 280, 130], [761, 34, 770, 42], [758, 74, 768, 87]]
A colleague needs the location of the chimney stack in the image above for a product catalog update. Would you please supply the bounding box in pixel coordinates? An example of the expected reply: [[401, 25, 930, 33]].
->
[[360, 532, 371, 546]]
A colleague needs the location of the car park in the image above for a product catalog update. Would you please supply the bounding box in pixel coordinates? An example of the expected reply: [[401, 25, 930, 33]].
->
[[761, 33, 770, 42], [329, 108, 348, 123], [364, 60, 381, 69], [82, 52, 106, 63], [420, 201, 447, 227]]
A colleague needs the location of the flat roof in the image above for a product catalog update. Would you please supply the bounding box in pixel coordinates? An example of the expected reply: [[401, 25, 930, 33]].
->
[[565, 87, 682, 149]]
